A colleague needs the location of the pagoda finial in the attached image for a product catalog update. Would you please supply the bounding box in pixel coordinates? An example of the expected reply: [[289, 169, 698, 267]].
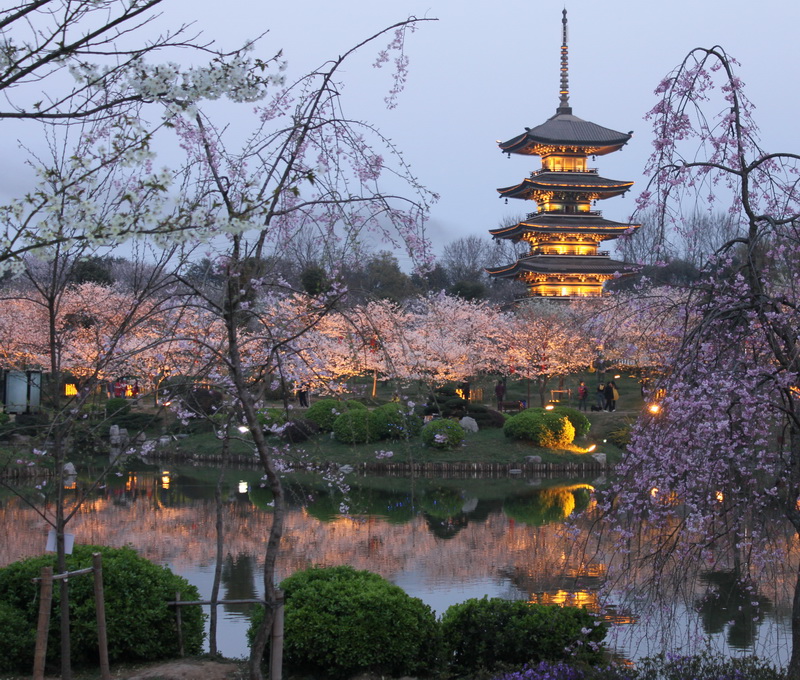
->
[[557, 8, 572, 115]]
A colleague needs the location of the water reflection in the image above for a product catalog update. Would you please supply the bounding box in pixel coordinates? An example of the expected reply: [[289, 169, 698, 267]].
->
[[0, 465, 793, 662]]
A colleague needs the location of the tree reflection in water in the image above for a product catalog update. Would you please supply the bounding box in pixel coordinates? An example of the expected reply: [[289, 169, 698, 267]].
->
[[0, 467, 793, 662]]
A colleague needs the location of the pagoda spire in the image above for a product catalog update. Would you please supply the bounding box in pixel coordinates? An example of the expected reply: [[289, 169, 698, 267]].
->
[[557, 8, 572, 115]]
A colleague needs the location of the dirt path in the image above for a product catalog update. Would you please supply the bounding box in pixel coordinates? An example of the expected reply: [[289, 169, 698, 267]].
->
[[119, 659, 247, 680]]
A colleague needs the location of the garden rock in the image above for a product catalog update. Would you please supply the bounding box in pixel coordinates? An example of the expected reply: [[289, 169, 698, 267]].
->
[[525, 455, 542, 463], [459, 416, 479, 433], [591, 452, 607, 465]]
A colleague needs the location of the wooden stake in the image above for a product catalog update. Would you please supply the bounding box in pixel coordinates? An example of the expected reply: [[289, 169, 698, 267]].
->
[[92, 554, 111, 680], [33, 566, 53, 680]]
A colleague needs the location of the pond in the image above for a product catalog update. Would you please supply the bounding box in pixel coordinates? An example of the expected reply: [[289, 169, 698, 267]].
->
[[0, 463, 794, 664]]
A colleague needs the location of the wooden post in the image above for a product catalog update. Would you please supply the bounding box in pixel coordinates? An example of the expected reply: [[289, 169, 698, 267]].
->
[[33, 566, 53, 680], [175, 590, 184, 657], [92, 553, 111, 680], [270, 591, 284, 680]]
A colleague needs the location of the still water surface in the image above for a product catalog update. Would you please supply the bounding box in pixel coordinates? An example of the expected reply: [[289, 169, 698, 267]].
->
[[0, 464, 793, 663]]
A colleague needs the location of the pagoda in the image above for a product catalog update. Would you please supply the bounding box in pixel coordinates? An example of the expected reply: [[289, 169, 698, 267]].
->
[[486, 10, 639, 299]]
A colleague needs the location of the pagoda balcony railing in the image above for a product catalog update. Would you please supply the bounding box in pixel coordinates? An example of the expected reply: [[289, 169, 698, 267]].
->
[[525, 210, 603, 220], [531, 168, 598, 176], [527, 249, 611, 257]]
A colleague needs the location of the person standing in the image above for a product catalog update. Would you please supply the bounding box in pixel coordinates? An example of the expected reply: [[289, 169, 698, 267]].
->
[[494, 379, 506, 407], [596, 383, 605, 410], [577, 380, 588, 411]]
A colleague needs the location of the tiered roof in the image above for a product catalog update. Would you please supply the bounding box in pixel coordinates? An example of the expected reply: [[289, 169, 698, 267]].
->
[[486, 9, 638, 297]]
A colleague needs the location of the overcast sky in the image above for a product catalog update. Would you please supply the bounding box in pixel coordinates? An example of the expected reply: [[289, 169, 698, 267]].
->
[[4, 0, 799, 266]]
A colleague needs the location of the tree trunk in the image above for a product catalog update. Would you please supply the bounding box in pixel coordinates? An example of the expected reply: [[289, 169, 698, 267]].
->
[[788, 551, 800, 680]]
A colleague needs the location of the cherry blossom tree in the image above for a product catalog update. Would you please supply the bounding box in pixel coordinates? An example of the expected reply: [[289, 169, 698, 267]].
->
[[0, 0, 283, 272], [504, 302, 595, 407], [164, 18, 435, 678], [597, 47, 800, 676]]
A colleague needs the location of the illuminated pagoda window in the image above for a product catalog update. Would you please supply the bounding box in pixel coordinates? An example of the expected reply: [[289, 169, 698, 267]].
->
[[485, 9, 639, 299]]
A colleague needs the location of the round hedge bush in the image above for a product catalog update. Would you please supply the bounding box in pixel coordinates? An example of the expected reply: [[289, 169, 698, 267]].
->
[[279, 418, 319, 443], [421, 419, 465, 450], [251, 565, 440, 679], [332, 408, 382, 444], [373, 402, 424, 440], [304, 399, 358, 431], [503, 408, 575, 448], [0, 545, 204, 672], [440, 596, 606, 674], [552, 405, 591, 438]]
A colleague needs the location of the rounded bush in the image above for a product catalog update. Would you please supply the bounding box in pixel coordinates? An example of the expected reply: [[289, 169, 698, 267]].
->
[[467, 405, 506, 428], [105, 396, 131, 417], [503, 408, 575, 447], [251, 565, 440, 679], [345, 399, 367, 410], [440, 597, 606, 674], [552, 406, 591, 438], [332, 408, 382, 444], [373, 402, 423, 440], [0, 601, 35, 672], [280, 418, 319, 443], [305, 399, 349, 431], [0, 545, 204, 672], [421, 419, 465, 450]]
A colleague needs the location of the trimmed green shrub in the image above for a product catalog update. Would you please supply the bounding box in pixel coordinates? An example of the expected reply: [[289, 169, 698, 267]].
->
[[256, 407, 287, 431], [345, 399, 367, 410], [421, 419, 465, 450], [0, 601, 35, 672], [440, 597, 606, 675], [305, 399, 350, 431], [280, 418, 319, 443], [250, 565, 440, 679], [373, 402, 424, 440], [332, 408, 382, 444], [11, 411, 51, 436], [105, 397, 131, 418], [467, 404, 507, 428], [503, 408, 575, 448], [552, 405, 591, 437], [0, 545, 204, 672]]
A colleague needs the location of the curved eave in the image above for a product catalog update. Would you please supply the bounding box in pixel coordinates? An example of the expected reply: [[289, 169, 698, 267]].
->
[[498, 179, 632, 201], [499, 113, 632, 157], [490, 222, 639, 240], [488, 255, 637, 279]]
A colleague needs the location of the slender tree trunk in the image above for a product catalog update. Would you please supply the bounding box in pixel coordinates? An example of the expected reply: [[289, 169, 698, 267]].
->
[[210, 424, 230, 656], [788, 552, 800, 680]]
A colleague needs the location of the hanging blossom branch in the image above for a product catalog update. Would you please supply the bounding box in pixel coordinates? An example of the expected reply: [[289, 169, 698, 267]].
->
[[595, 45, 800, 678]]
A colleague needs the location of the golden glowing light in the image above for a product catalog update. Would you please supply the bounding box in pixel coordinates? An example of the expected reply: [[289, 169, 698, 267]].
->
[[614, 374, 621, 379], [545, 404, 555, 410], [650, 487, 659, 497], [586, 444, 597, 453], [715, 491, 724, 503], [161, 471, 171, 489], [65, 383, 78, 396], [238, 481, 249, 494], [648, 403, 661, 414]]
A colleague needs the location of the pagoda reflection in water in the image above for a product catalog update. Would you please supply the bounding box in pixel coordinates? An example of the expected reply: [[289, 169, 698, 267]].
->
[[0, 469, 792, 661]]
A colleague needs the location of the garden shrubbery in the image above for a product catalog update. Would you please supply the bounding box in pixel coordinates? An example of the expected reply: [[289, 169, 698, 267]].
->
[[305, 399, 353, 431], [251, 565, 440, 679], [421, 419, 465, 450], [332, 408, 381, 444], [373, 402, 424, 439], [551, 405, 590, 438], [441, 596, 606, 675], [504, 408, 575, 447], [0, 545, 203, 672]]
